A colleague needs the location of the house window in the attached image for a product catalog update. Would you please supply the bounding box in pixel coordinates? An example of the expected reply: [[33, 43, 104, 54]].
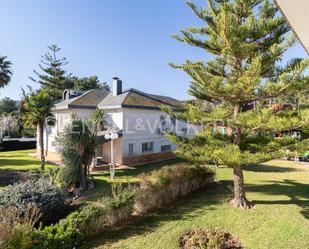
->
[[128, 143, 134, 156], [161, 144, 171, 152], [142, 142, 153, 153]]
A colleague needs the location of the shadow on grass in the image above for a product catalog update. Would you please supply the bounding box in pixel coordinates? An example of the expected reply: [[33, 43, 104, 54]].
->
[[245, 179, 309, 219], [84, 161, 309, 247], [243, 164, 300, 173]]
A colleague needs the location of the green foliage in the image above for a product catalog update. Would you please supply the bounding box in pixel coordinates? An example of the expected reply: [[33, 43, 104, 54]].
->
[[0, 98, 19, 114], [66, 76, 110, 91], [0, 178, 66, 217], [169, 0, 309, 206], [32, 187, 134, 249], [90, 108, 106, 133], [56, 117, 96, 189], [0, 55, 12, 88], [29, 44, 70, 100], [1, 224, 33, 249], [30, 163, 215, 248], [101, 183, 135, 210], [134, 164, 215, 214], [22, 90, 53, 128], [31, 205, 101, 249]]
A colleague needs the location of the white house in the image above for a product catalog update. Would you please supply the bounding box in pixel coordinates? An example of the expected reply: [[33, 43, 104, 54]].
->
[[40, 78, 198, 166]]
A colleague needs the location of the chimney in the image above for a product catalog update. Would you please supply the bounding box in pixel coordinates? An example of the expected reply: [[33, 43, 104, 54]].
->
[[112, 77, 122, 96]]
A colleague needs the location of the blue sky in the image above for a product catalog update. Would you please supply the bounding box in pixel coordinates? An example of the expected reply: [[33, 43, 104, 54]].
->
[[0, 0, 307, 100]]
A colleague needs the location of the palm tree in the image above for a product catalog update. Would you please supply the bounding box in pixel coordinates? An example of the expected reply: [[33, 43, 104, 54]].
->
[[23, 91, 53, 171], [57, 116, 96, 190], [90, 108, 106, 170], [0, 55, 12, 88], [90, 108, 106, 133]]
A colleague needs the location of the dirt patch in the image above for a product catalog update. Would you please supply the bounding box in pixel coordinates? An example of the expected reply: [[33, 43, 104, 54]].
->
[[0, 170, 28, 186], [179, 228, 243, 249]]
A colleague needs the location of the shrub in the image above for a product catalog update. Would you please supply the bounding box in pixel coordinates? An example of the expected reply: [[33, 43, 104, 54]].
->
[[98, 183, 135, 226], [179, 228, 243, 249], [0, 224, 33, 249], [32, 186, 135, 249], [0, 178, 67, 221], [134, 164, 215, 214], [0, 203, 41, 244], [30, 164, 215, 249], [31, 204, 102, 249]]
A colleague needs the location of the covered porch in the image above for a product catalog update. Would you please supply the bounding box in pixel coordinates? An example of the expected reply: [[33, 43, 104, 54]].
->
[[91, 130, 123, 170]]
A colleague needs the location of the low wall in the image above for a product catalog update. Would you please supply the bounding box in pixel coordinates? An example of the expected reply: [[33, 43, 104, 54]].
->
[[122, 151, 176, 166], [0, 139, 36, 151]]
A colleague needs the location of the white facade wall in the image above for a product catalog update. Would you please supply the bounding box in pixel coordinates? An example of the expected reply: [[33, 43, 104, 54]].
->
[[121, 108, 196, 158], [105, 109, 123, 130], [43, 106, 201, 161], [44, 108, 94, 153]]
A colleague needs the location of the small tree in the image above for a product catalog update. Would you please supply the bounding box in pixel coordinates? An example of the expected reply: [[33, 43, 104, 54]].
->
[[169, 0, 309, 208], [0, 55, 12, 89], [30, 44, 70, 100], [89, 108, 106, 169], [90, 108, 106, 134], [23, 91, 53, 171], [57, 116, 96, 190]]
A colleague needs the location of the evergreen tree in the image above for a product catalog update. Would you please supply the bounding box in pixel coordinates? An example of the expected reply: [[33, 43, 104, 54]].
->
[[0, 97, 19, 114], [30, 45, 70, 100], [169, 0, 309, 208], [66, 76, 110, 91]]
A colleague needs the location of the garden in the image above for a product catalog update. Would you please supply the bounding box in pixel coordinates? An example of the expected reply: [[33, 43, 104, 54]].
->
[[1, 0, 309, 248], [1, 150, 309, 249]]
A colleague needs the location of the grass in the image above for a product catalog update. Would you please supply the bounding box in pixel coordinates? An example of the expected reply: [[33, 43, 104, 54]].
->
[[84, 159, 309, 249], [1, 149, 309, 248], [0, 149, 55, 172], [83, 158, 183, 202]]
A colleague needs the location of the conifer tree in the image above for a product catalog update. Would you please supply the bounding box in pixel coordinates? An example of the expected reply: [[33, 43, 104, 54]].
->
[[30, 44, 70, 100], [169, 0, 309, 208]]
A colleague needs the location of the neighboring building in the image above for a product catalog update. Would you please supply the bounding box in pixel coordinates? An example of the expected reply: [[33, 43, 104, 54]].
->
[[275, 0, 309, 54], [41, 78, 198, 166]]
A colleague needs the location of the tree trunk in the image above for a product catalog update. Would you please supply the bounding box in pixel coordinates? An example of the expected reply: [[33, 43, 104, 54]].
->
[[229, 165, 253, 208], [80, 164, 87, 190], [38, 123, 45, 171], [230, 103, 253, 208]]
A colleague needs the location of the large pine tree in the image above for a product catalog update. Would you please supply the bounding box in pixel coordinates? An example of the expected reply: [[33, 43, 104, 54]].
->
[[30, 44, 70, 100], [169, 0, 309, 208]]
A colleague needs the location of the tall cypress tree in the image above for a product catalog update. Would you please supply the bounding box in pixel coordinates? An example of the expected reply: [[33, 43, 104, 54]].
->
[[168, 0, 309, 208], [30, 44, 71, 100]]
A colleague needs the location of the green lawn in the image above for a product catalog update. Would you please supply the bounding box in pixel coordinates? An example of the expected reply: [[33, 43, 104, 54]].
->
[[83, 159, 183, 202], [1, 149, 309, 248], [0, 149, 56, 171], [84, 160, 309, 249]]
